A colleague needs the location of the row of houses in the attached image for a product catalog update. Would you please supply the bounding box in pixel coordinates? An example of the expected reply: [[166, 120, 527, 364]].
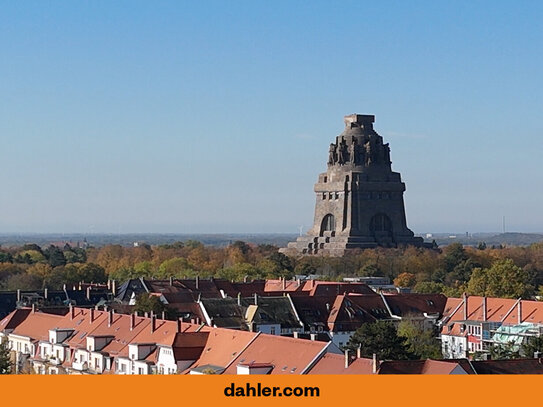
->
[[3, 305, 543, 375], [113, 277, 446, 349], [441, 294, 543, 358]]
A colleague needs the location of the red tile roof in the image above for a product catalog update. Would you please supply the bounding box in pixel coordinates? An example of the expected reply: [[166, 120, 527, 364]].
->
[[307, 353, 374, 374], [223, 334, 330, 374], [8, 310, 64, 341], [187, 327, 258, 372], [378, 359, 472, 374], [0, 308, 31, 332], [441, 295, 543, 335]]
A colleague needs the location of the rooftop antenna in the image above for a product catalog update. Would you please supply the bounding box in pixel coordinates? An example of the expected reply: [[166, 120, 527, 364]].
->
[[503, 216, 506, 234], [298, 225, 303, 237]]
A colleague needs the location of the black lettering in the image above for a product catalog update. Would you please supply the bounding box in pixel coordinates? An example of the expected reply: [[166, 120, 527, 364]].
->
[[235, 387, 245, 397], [245, 383, 256, 397], [284, 387, 292, 396], [294, 387, 303, 397], [262, 387, 271, 397], [273, 386, 281, 396], [224, 383, 235, 397], [305, 387, 320, 397]]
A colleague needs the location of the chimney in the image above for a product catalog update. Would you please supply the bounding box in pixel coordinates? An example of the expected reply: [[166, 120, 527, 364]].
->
[[130, 313, 135, 331], [296, 278, 301, 288], [89, 308, 94, 323], [344, 350, 350, 369], [293, 331, 299, 339], [63, 283, 66, 291], [243, 275, 248, 283], [108, 309, 113, 327], [144, 312, 148, 318], [44, 288, 48, 299], [161, 311, 166, 320], [17, 289, 21, 302], [69, 304, 75, 320], [282, 277, 286, 290], [254, 293, 258, 305], [463, 292, 468, 320], [177, 319, 182, 333], [482, 297, 487, 321], [310, 333, 317, 341], [518, 300, 522, 324], [169, 276, 173, 286], [31, 303, 36, 313], [86, 286, 91, 301], [78, 282, 82, 290], [237, 292, 241, 306], [372, 353, 380, 374], [357, 346, 361, 359], [195, 275, 199, 290], [150, 313, 156, 334], [112, 280, 116, 296], [134, 311, 139, 317]]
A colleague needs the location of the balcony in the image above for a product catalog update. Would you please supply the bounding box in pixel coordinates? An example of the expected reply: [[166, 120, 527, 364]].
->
[[72, 361, 88, 371]]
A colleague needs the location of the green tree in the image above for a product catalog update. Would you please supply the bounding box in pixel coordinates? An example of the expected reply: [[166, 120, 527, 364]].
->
[[521, 336, 543, 358], [133, 293, 175, 319], [397, 318, 442, 359], [413, 281, 445, 294], [44, 245, 66, 267], [0, 339, 11, 374], [467, 259, 534, 299], [157, 257, 195, 278], [346, 321, 414, 360], [488, 342, 521, 360]]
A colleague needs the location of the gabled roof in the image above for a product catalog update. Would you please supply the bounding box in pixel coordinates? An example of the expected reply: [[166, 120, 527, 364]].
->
[[327, 294, 389, 332], [304, 281, 376, 296], [199, 298, 246, 329], [7, 310, 64, 341], [441, 296, 543, 336], [307, 353, 374, 374], [471, 358, 543, 374], [186, 328, 258, 372], [290, 296, 335, 327], [377, 359, 473, 374], [241, 296, 302, 329], [0, 308, 31, 332], [383, 293, 447, 318], [223, 334, 330, 375]]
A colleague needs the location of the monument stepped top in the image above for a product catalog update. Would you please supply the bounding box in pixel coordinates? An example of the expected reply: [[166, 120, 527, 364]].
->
[[343, 114, 375, 127]]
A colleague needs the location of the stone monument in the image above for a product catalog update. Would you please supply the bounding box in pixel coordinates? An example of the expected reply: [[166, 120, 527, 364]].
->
[[282, 114, 427, 256]]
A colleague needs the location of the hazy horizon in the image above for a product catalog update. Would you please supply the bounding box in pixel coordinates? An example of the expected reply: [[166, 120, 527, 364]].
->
[[1, 2, 542, 234]]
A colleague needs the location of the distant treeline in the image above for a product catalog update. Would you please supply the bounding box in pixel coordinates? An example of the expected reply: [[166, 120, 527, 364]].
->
[[1, 241, 543, 299]]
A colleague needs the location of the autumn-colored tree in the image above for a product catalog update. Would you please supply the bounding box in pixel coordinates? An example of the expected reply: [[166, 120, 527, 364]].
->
[[394, 272, 417, 288]]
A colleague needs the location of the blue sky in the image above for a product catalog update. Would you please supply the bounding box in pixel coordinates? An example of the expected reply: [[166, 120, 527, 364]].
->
[[1, 1, 542, 234]]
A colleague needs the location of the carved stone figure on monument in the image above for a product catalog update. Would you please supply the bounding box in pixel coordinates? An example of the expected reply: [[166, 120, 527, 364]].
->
[[364, 141, 372, 166], [383, 143, 391, 164], [328, 143, 336, 165], [349, 140, 357, 165], [338, 139, 347, 164]]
